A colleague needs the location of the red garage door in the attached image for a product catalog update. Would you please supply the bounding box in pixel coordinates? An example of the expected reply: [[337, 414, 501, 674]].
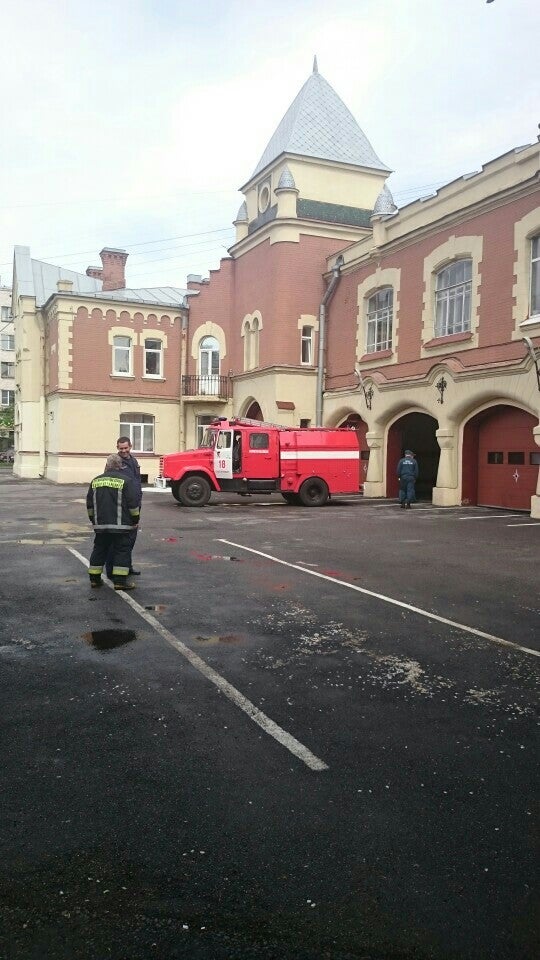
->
[[477, 407, 538, 510]]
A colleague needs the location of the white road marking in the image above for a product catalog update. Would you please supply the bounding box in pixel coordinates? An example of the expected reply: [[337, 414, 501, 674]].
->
[[67, 547, 328, 772], [218, 539, 540, 660], [507, 522, 540, 527], [458, 514, 522, 521]]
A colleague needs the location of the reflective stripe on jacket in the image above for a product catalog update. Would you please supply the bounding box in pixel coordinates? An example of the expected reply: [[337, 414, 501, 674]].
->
[[86, 469, 140, 530]]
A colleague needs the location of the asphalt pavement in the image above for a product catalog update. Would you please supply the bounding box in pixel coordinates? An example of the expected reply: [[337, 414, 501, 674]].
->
[[1, 472, 538, 960]]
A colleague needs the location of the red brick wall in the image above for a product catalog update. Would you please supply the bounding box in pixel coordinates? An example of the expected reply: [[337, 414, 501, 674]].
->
[[69, 306, 182, 397], [326, 192, 540, 384], [187, 235, 345, 375]]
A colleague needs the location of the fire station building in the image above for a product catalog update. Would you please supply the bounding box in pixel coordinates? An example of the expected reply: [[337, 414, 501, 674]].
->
[[11, 64, 540, 515]]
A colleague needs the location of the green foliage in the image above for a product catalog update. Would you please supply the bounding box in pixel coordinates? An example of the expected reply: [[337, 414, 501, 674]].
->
[[0, 404, 14, 433]]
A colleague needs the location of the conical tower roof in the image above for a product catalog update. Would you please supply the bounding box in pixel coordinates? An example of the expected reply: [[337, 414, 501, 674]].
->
[[251, 64, 390, 178]]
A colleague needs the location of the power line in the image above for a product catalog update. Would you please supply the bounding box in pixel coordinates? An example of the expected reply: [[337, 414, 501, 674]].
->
[[0, 226, 235, 270]]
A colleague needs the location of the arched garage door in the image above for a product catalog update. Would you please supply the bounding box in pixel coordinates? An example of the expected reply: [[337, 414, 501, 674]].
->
[[464, 406, 538, 510]]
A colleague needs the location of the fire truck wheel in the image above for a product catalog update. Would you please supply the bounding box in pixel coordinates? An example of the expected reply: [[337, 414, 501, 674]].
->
[[298, 478, 329, 507], [178, 475, 211, 507]]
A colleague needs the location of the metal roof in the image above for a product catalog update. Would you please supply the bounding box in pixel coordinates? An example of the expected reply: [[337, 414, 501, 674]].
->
[[86, 286, 192, 308], [12, 248, 191, 309], [13, 246, 103, 306], [251, 68, 390, 178], [277, 165, 296, 189], [372, 184, 397, 216]]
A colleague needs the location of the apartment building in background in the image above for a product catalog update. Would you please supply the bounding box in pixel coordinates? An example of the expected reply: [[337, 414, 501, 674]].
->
[[0, 285, 15, 448]]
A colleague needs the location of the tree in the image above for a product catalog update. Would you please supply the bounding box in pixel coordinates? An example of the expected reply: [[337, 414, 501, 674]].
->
[[0, 404, 14, 436]]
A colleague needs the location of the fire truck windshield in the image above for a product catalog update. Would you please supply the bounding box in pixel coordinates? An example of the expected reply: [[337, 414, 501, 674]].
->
[[200, 428, 218, 449]]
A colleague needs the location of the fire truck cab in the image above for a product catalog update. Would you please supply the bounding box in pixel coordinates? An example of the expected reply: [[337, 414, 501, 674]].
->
[[157, 418, 361, 507]]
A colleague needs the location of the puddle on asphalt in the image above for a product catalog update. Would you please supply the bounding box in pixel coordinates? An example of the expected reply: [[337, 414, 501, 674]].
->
[[82, 629, 137, 652]]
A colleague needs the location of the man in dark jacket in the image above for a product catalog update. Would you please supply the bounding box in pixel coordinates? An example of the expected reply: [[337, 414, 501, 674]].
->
[[105, 436, 142, 579], [397, 449, 418, 509], [87, 454, 140, 590]]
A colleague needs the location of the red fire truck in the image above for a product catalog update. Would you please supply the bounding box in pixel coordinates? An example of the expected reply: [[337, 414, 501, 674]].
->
[[157, 418, 362, 507]]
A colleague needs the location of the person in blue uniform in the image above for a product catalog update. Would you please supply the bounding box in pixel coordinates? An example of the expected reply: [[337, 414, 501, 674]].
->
[[106, 436, 142, 578], [397, 449, 418, 509]]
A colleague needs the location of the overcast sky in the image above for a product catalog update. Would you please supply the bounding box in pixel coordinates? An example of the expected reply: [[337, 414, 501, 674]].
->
[[1, 0, 538, 290]]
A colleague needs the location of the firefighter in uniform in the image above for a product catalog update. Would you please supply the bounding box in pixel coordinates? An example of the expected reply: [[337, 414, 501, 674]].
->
[[86, 454, 140, 590], [397, 449, 419, 509]]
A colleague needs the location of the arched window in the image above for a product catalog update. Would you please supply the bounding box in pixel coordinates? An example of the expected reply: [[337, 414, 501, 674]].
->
[[113, 335, 132, 375], [119, 413, 154, 452], [199, 336, 220, 395], [252, 317, 260, 368], [435, 259, 472, 337], [243, 321, 251, 371], [366, 288, 393, 353]]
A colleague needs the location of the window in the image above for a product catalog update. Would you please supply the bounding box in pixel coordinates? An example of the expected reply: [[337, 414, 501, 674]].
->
[[487, 452, 503, 464], [1, 362, 14, 379], [197, 415, 217, 447], [1, 306, 9, 322], [113, 335, 132, 375], [300, 418, 311, 428], [1, 335, 14, 351], [530, 452, 540, 466], [508, 452, 525, 465], [252, 317, 260, 368], [199, 336, 220, 394], [435, 260, 472, 337], [1, 390, 14, 405], [119, 413, 154, 452], [531, 235, 540, 316], [144, 338, 162, 377], [366, 287, 393, 353], [249, 432, 269, 450], [301, 326, 314, 364]]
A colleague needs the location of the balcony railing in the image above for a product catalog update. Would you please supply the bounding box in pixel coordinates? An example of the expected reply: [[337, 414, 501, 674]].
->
[[182, 375, 232, 399]]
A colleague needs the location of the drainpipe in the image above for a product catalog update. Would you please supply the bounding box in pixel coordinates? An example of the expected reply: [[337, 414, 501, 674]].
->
[[316, 256, 343, 426]]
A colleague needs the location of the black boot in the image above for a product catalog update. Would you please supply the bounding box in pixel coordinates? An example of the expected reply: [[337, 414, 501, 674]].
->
[[113, 577, 136, 591]]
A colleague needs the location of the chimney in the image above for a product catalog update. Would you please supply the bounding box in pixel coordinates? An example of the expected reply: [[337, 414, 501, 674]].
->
[[57, 279, 74, 293], [99, 247, 128, 291], [86, 265, 103, 280]]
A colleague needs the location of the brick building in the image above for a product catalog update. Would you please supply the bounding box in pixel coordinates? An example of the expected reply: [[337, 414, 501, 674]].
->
[[11, 63, 540, 513], [11, 246, 191, 482]]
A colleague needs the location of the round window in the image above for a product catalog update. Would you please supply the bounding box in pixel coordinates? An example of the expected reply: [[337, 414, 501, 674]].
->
[[258, 184, 270, 213]]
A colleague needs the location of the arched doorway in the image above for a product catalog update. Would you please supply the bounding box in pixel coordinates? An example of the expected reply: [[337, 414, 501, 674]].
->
[[387, 413, 440, 500], [462, 404, 538, 510], [245, 401, 263, 421], [338, 414, 369, 488]]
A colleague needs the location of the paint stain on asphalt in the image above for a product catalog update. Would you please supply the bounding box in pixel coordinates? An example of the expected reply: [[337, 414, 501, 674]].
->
[[83, 629, 137, 652], [195, 634, 242, 645], [190, 551, 242, 562]]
